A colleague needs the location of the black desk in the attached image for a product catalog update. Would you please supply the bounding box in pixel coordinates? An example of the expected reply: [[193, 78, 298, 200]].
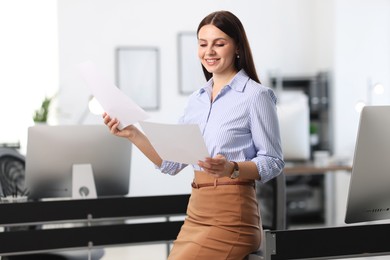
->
[[0, 194, 190, 256], [263, 223, 390, 259]]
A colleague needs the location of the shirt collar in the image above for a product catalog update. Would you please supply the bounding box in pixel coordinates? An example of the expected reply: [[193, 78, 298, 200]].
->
[[228, 69, 249, 92], [197, 69, 249, 96]]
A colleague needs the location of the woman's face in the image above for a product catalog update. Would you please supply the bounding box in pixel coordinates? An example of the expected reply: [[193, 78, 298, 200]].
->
[[198, 24, 238, 76]]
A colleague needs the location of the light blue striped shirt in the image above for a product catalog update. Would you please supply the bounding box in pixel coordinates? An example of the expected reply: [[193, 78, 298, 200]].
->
[[158, 69, 284, 183]]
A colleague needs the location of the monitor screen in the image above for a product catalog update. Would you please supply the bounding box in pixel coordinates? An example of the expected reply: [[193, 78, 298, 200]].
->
[[345, 106, 390, 224], [25, 125, 132, 199]]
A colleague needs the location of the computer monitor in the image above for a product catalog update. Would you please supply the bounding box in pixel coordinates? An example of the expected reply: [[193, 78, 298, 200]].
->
[[345, 106, 390, 224], [25, 125, 132, 199], [276, 90, 310, 161]]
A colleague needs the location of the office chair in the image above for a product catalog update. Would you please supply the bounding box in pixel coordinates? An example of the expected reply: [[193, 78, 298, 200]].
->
[[0, 148, 104, 260], [0, 148, 26, 198], [247, 173, 287, 260]]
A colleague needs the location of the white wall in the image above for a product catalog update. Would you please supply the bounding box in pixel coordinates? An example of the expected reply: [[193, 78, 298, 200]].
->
[[57, 0, 325, 124], [0, 0, 58, 153], [57, 0, 328, 196], [333, 0, 390, 157]]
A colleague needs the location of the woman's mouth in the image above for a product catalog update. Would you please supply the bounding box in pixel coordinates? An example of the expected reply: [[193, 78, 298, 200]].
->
[[205, 58, 219, 65]]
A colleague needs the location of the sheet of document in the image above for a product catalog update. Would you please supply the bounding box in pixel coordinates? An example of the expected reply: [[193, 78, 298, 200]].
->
[[139, 121, 210, 165], [77, 60, 150, 129]]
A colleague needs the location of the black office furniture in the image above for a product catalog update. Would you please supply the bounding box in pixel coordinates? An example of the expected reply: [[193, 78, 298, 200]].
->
[[271, 72, 333, 226], [0, 194, 189, 256], [257, 173, 286, 231], [262, 223, 390, 259]]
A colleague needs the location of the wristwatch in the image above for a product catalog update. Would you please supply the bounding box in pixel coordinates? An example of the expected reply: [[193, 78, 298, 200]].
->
[[230, 161, 240, 179]]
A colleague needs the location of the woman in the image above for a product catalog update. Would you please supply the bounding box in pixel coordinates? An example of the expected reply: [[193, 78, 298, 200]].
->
[[103, 10, 284, 260]]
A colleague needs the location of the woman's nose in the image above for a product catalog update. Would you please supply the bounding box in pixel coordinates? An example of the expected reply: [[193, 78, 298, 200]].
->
[[206, 46, 215, 55]]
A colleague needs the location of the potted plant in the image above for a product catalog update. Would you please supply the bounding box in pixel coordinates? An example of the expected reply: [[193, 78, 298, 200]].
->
[[33, 96, 53, 124]]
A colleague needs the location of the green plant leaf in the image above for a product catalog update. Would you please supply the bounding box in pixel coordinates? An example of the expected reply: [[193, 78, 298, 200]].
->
[[33, 96, 52, 123]]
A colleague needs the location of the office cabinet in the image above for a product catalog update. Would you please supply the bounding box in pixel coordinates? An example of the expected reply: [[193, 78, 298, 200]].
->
[[271, 71, 333, 227]]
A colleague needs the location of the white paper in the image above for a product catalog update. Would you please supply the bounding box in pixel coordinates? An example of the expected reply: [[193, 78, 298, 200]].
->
[[139, 121, 210, 165], [77, 60, 150, 129]]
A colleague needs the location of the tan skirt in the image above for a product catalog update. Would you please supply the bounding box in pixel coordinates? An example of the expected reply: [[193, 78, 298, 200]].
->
[[168, 172, 262, 260]]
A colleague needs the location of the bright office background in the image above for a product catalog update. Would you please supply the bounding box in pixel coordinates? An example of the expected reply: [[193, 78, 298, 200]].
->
[[1, 0, 390, 223], [0, 0, 59, 147]]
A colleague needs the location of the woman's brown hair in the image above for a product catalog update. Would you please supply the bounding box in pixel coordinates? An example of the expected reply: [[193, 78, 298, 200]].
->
[[197, 10, 260, 83]]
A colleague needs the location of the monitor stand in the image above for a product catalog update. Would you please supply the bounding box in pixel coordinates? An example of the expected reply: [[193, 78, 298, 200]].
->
[[72, 164, 97, 199]]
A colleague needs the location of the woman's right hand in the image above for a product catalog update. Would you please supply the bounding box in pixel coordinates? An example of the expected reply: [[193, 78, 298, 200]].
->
[[102, 112, 138, 140], [103, 112, 163, 166]]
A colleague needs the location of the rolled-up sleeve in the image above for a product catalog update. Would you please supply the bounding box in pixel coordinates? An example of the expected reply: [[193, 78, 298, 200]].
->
[[155, 160, 188, 175], [250, 88, 285, 183]]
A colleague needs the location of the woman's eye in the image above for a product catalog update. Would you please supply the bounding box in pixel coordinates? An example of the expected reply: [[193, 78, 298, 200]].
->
[[215, 43, 225, 47]]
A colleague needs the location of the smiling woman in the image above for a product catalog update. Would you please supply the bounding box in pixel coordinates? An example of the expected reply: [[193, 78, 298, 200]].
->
[[102, 10, 284, 260], [0, 0, 58, 153]]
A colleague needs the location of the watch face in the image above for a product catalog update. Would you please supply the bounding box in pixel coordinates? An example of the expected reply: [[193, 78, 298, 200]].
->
[[231, 170, 240, 179], [230, 161, 239, 179]]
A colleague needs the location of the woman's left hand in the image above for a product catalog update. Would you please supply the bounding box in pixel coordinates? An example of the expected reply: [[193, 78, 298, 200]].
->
[[198, 154, 233, 178]]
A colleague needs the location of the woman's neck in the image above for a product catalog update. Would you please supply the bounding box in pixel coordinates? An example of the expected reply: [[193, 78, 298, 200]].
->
[[212, 69, 238, 97]]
